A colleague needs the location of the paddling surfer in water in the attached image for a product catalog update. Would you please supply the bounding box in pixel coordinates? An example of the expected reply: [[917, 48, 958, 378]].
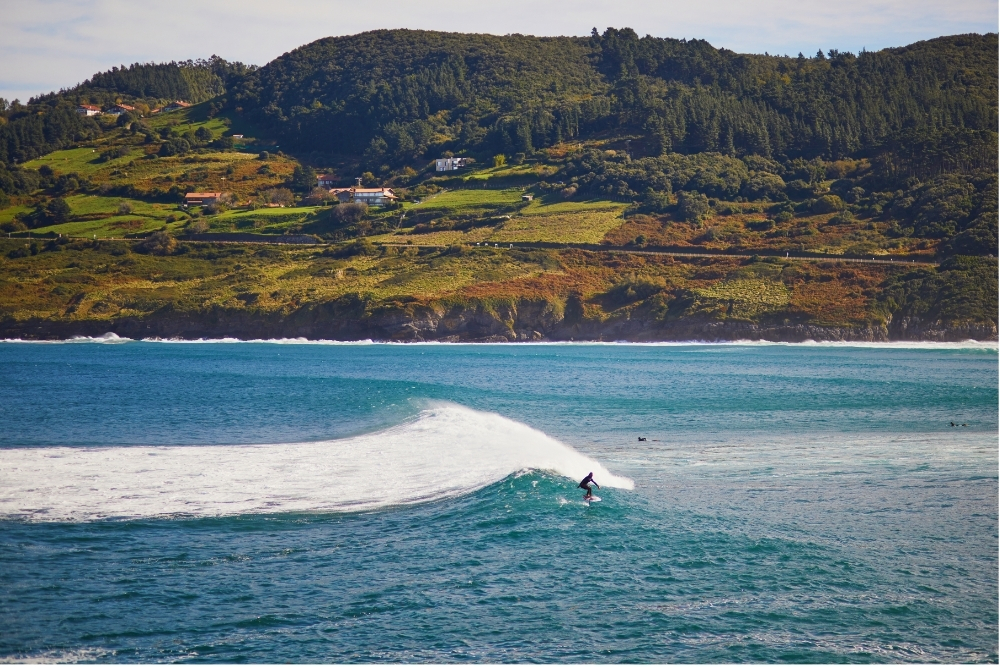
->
[[579, 472, 600, 500]]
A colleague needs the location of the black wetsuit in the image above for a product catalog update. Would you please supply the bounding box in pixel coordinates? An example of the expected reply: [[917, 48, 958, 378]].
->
[[578, 473, 595, 490]]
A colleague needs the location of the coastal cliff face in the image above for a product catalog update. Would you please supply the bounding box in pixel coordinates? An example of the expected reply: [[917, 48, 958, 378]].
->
[[2, 298, 995, 343]]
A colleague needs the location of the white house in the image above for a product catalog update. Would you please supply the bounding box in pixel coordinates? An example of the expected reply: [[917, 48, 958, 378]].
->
[[331, 187, 397, 206], [435, 157, 468, 172], [76, 104, 101, 116], [352, 188, 397, 205]]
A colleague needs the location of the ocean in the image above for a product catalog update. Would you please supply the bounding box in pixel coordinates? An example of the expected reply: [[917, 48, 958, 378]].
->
[[0, 339, 996, 663]]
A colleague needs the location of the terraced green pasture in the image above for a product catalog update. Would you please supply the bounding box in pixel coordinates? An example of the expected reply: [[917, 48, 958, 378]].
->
[[23, 147, 138, 175], [407, 189, 524, 216]]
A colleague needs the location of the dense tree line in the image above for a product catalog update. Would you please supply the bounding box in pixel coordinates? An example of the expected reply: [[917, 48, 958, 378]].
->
[[228, 30, 605, 159], [227, 29, 997, 170], [32, 57, 254, 106]]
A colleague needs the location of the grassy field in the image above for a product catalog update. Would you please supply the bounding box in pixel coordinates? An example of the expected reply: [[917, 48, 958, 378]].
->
[[385, 189, 629, 245], [23, 147, 135, 176], [145, 105, 232, 137], [407, 188, 525, 216], [519, 197, 627, 217], [0, 205, 32, 225], [378, 208, 626, 246], [29, 216, 182, 239], [459, 163, 559, 181], [206, 206, 322, 232]]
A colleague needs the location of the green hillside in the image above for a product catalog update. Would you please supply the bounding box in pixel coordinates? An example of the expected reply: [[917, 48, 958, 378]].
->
[[0, 29, 995, 340]]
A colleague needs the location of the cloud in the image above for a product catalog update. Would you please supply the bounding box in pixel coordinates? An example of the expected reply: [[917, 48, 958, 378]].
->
[[1, 0, 996, 102]]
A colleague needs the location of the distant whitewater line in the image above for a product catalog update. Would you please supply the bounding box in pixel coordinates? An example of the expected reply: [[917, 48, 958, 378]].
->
[[0, 405, 633, 522], [2, 332, 996, 350]]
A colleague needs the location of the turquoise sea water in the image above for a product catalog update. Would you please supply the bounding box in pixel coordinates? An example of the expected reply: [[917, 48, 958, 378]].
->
[[0, 340, 996, 663]]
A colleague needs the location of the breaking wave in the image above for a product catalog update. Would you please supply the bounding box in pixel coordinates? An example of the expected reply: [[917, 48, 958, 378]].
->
[[0, 404, 632, 522]]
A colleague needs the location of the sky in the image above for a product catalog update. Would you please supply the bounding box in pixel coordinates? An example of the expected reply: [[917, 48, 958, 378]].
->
[[1, 0, 996, 103]]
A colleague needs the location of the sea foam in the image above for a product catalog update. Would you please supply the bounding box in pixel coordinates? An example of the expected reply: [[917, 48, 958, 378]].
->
[[0, 404, 632, 522]]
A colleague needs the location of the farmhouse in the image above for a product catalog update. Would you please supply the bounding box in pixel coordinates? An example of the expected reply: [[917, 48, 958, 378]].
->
[[435, 157, 467, 171], [164, 101, 192, 112], [105, 103, 135, 116], [184, 192, 222, 206], [330, 187, 397, 206], [76, 104, 101, 116], [316, 173, 336, 187]]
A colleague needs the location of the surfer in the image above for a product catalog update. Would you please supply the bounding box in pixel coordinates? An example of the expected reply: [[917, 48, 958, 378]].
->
[[579, 472, 600, 500]]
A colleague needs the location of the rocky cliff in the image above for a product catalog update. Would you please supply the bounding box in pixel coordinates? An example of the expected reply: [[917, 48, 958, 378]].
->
[[2, 298, 995, 342]]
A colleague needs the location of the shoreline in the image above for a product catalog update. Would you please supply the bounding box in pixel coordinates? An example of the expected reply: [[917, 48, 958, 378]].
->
[[1, 315, 995, 345], [3, 332, 997, 349]]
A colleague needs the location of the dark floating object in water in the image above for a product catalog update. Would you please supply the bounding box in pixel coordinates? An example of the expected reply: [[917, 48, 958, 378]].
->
[[638, 437, 647, 441]]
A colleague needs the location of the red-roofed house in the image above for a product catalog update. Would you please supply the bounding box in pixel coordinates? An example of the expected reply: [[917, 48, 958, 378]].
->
[[164, 101, 192, 112], [317, 173, 336, 187], [106, 103, 136, 116], [76, 104, 101, 116]]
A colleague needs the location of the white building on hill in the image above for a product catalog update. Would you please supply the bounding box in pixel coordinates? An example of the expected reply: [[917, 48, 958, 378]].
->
[[435, 157, 467, 171], [331, 187, 397, 206]]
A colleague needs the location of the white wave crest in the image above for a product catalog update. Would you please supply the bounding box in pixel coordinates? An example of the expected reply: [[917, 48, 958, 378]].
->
[[0, 405, 632, 522], [0, 649, 114, 664], [1, 332, 133, 344]]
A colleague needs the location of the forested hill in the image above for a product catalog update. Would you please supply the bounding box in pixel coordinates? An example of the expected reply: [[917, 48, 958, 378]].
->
[[36, 57, 254, 107], [228, 29, 997, 167], [0, 58, 252, 166]]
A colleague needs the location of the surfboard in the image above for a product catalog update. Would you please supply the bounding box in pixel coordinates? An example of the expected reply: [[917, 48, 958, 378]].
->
[[584, 495, 602, 502]]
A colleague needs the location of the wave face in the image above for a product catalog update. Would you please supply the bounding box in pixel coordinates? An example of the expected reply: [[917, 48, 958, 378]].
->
[[0, 405, 632, 522]]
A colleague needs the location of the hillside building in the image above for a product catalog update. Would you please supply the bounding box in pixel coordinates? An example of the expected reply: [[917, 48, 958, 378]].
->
[[76, 104, 101, 116], [317, 174, 336, 187], [105, 104, 135, 116], [164, 101, 192, 112], [329, 187, 397, 206], [435, 157, 467, 171], [184, 192, 222, 206]]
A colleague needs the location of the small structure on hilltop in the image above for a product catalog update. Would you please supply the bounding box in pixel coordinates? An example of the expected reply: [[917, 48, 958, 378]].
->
[[521, 194, 534, 201], [164, 101, 192, 112], [76, 104, 101, 116], [435, 157, 467, 172], [184, 192, 222, 206]]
